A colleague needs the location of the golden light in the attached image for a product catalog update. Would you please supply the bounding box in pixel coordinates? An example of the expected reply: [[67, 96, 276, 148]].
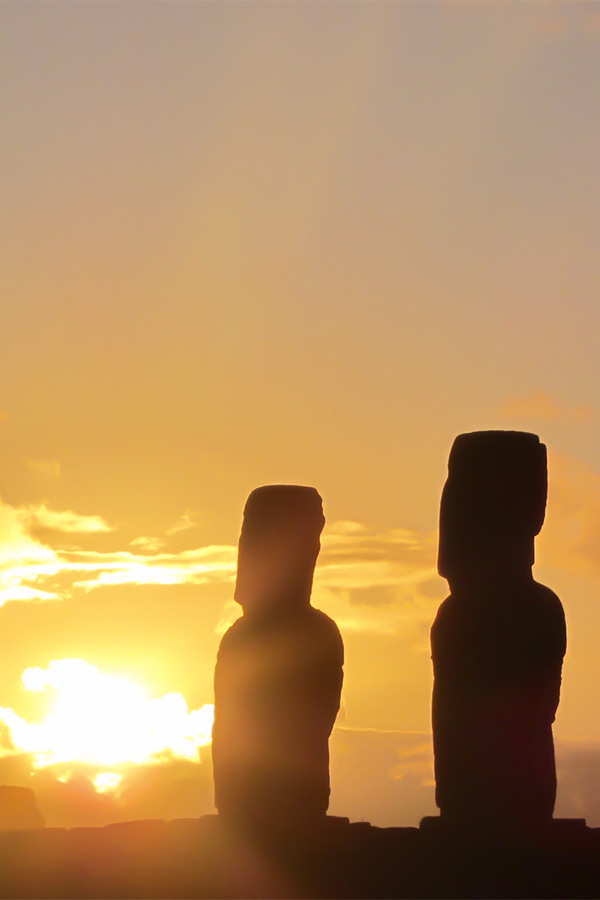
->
[[94, 773, 123, 793], [0, 659, 214, 781]]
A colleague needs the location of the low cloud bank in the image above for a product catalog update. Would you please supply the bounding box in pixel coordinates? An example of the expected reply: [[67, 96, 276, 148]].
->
[[0, 728, 597, 829], [0, 751, 215, 829]]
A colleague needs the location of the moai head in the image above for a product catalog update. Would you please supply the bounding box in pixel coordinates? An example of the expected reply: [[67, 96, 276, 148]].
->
[[234, 485, 325, 614], [437, 431, 547, 587]]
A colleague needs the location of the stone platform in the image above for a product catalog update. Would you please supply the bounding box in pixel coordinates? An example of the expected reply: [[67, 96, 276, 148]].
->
[[0, 814, 598, 898]]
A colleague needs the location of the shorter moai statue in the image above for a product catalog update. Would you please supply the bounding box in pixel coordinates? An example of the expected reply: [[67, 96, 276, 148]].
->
[[431, 431, 566, 829], [212, 485, 344, 831]]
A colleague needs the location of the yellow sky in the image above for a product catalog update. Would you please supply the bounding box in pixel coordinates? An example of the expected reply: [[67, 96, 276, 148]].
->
[[1, 1, 600, 827]]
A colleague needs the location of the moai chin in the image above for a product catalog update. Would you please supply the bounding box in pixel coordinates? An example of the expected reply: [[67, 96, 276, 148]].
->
[[431, 431, 566, 829], [212, 485, 344, 833]]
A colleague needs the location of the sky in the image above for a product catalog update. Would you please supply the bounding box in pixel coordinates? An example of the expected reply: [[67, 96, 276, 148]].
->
[[1, 1, 600, 828]]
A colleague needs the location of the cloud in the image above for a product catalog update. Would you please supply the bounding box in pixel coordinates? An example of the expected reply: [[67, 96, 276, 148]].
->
[[0, 500, 60, 605], [0, 585, 59, 606], [0, 492, 440, 620], [130, 536, 167, 551], [0, 656, 219, 828], [0, 662, 596, 831], [0, 533, 235, 609], [0, 753, 215, 829], [166, 513, 198, 536], [5, 728, 600, 831], [0, 493, 234, 606], [7, 725, 588, 832], [322, 521, 435, 562], [18, 503, 112, 533], [0, 495, 443, 635], [5, 461, 599, 636], [0, 503, 57, 567], [0, 719, 437, 829], [26, 460, 61, 477], [499, 391, 596, 424], [0, 495, 114, 605], [66, 545, 237, 591], [318, 521, 437, 592], [17, 659, 214, 768], [314, 521, 443, 635]]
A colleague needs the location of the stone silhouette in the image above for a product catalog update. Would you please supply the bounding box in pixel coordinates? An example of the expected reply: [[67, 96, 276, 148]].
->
[[212, 485, 344, 830], [431, 431, 566, 828]]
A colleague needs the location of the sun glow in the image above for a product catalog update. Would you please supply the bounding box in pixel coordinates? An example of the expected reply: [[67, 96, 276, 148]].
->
[[0, 660, 214, 774], [93, 772, 123, 793]]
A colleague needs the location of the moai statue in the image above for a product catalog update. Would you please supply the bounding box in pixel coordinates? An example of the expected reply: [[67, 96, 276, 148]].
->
[[212, 485, 344, 831], [431, 431, 566, 829]]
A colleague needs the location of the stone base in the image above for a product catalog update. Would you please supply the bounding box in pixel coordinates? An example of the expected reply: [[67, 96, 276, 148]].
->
[[419, 814, 587, 836]]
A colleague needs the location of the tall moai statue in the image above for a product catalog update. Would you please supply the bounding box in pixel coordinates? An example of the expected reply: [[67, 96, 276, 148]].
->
[[431, 431, 567, 828], [212, 485, 344, 831]]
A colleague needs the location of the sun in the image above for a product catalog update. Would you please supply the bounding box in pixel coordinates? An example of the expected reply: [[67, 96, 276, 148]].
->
[[0, 659, 214, 779]]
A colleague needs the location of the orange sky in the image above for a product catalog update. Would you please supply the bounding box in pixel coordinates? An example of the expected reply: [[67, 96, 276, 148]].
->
[[1, 2, 600, 827]]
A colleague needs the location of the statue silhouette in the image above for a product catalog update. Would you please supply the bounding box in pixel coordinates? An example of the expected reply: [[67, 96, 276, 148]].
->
[[431, 431, 566, 829], [212, 485, 344, 831]]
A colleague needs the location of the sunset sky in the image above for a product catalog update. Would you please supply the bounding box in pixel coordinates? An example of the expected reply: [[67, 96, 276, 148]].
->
[[2, 1, 600, 828]]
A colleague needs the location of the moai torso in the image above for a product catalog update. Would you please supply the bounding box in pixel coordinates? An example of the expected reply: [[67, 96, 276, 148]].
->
[[212, 485, 344, 829], [431, 432, 566, 827]]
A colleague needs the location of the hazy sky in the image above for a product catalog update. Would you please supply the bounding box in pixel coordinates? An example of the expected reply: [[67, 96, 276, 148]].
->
[[2, 1, 600, 827]]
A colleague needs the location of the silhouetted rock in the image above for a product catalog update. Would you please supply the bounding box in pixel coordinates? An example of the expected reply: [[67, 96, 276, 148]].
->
[[0, 785, 44, 829], [212, 485, 344, 832], [431, 431, 567, 830]]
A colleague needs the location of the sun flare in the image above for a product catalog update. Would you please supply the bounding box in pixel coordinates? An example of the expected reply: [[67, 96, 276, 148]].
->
[[0, 659, 214, 778]]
